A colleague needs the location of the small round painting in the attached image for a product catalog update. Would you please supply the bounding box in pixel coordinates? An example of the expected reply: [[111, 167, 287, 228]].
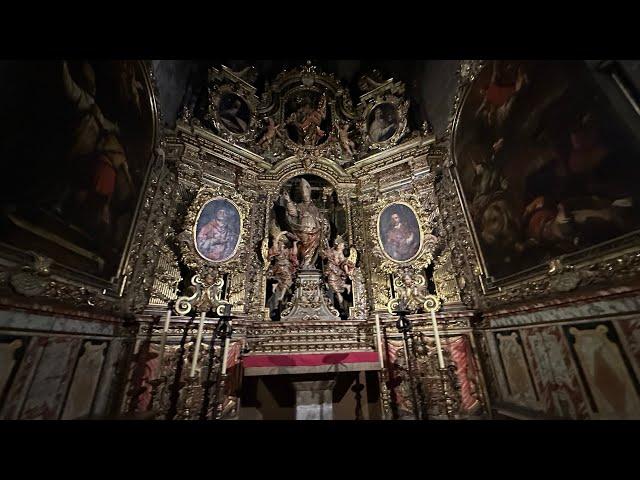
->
[[217, 93, 251, 134], [367, 103, 399, 143]]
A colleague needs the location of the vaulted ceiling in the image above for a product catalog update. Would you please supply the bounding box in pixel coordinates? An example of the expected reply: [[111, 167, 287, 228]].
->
[[151, 59, 462, 139]]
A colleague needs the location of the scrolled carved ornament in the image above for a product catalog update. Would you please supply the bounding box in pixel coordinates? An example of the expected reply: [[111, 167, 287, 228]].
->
[[175, 185, 252, 314]]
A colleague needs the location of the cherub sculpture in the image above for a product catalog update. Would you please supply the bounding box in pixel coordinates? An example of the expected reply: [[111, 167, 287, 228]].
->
[[392, 272, 432, 312], [322, 236, 357, 309], [256, 117, 283, 148], [337, 122, 356, 158], [266, 223, 299, 312]]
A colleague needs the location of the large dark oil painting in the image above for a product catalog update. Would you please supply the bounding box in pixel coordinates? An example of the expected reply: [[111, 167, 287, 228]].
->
[[453, 60, 640, 280], [0, 61, 156, 281]]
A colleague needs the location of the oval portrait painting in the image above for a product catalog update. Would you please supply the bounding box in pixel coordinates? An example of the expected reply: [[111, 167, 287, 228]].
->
[[194, 198, 242, 263], [378, 203, 422, 262], [217, 93, 251, 134], [367, 103, 399, 143]]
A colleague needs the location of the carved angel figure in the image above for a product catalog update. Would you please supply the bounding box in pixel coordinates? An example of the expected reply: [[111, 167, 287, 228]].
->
[[337, 122, 356, 157], [322, 236, 356, 309], [393, 273, 432, 312], [266, 226, 299, 312], [256, 117, 283, 148]]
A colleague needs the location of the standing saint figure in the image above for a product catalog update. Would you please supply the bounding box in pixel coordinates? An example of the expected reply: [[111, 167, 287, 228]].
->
[[197, 208, 236, 261], [384, 211, 419, 261], [281, 178, 330, 269]]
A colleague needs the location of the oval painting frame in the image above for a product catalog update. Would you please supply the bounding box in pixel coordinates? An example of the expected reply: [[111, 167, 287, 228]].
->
[[217, 92, 252, 134], [377, 202, 423, 263], [193, 197, 243, 263], [367, 102, 399, 143]]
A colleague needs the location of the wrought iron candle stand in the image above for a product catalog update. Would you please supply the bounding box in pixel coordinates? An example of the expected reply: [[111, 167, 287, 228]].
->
[[201, 304, 234, 420], [392, 298, 429, 420], [176, 375, 203, 420], [176, 308, 234, 421], [174, 314, 205, 420], [149, 303, 175, 419], [149, 377, 167, 418], [387, 294, 459, 420], [168, 272, 235, 420]]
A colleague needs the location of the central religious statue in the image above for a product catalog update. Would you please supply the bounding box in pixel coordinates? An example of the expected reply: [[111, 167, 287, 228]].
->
[[280, 178, 330, 269]]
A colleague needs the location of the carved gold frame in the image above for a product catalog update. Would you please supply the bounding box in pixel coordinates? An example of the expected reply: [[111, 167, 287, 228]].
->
[[118, 59, 161, 282], [208, 66, 259, 144], [192, 197, 244, 264], [357, 80, 409, 151], [369, 193, 439, 275], [178, 186, 251, 275], [376, 201, 424, 265], [279, 85, 338, 157]]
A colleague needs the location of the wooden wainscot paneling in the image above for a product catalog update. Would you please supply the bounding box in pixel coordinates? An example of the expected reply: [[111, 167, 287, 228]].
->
[[519, 326, 590, 419], [61, 341, 108, 419], [615, 318, 640, 380], [20, 337, 83, 420], [564, 322, 640, 419], [1, 337, 45, 419], [0, 337, 26, 404], [495, 331, 540, 410]]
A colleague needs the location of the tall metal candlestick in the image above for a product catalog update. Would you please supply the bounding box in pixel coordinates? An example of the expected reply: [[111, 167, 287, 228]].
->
[[190, 312, 205, 378], [221, 321, 232, 375], [156, 309, 171, 379], [375, 314, 384, 368], [430, 310, 445, 369]]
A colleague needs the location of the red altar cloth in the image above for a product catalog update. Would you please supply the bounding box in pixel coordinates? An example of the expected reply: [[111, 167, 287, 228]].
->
[[244, 351, 378, 367]]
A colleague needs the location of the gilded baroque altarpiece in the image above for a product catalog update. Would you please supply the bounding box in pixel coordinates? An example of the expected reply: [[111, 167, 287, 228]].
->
[[0, 62, 489, 419], [128, 64, 488, 419]]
